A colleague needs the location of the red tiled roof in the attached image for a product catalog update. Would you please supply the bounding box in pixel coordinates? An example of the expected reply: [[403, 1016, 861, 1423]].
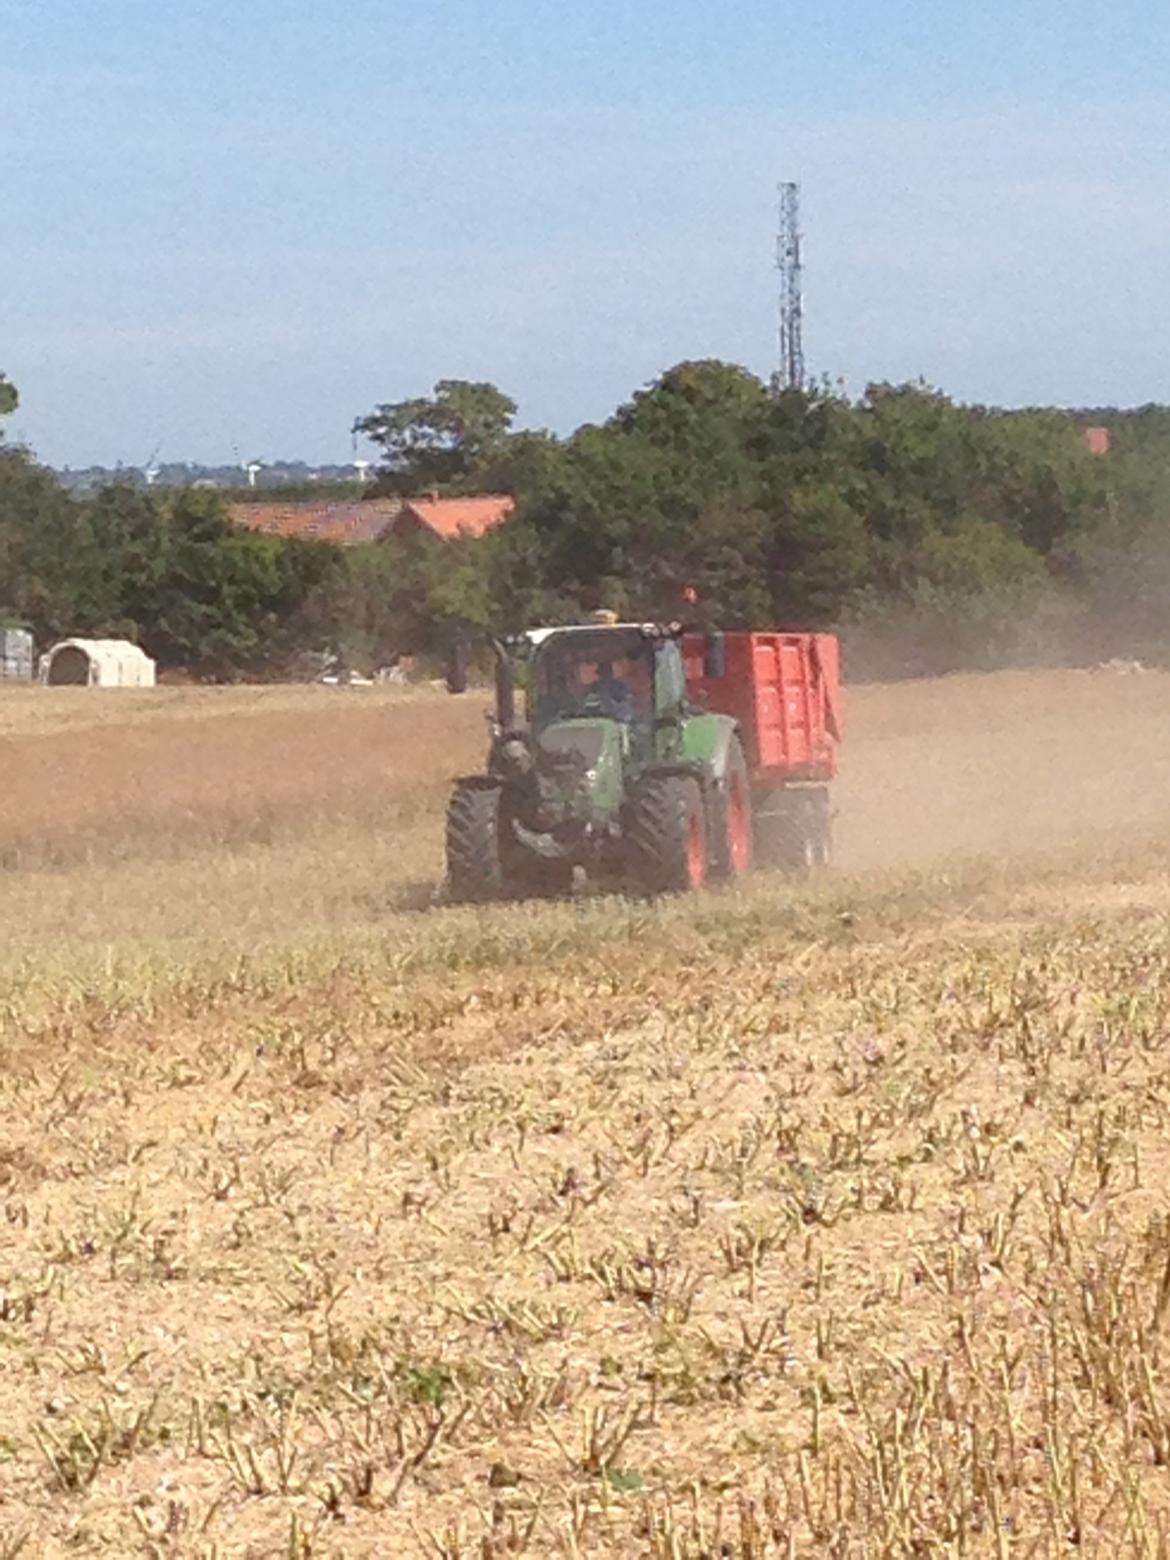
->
[[401, 494, 515, 540], [227, 499, 403, 545]]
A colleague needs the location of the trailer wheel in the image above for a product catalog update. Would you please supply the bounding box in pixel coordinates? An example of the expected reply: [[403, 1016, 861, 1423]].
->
[[446, 782, 505, 902], [626, 774, 709, 895], [753, 787, 831, 877], [809, 787, 832, 868], [713, 737, 753, 882], [789, 788, 831, 875]]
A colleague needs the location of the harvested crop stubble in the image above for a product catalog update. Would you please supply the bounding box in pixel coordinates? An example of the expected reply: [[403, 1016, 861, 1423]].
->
[[4, 673, 1170, 1552], [3, 897, 1170, 1553]]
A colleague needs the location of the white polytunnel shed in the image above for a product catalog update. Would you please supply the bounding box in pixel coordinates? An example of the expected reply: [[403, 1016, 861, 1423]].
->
[[43, 638, 157, 688]]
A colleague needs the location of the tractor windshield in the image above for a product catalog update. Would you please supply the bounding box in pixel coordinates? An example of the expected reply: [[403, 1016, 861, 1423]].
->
[[531, 631, 655, 729]]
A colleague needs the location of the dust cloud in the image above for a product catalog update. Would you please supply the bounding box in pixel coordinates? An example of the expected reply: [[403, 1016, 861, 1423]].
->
[[5, 671, 1170, 890], [834, 667, 1170, 874]]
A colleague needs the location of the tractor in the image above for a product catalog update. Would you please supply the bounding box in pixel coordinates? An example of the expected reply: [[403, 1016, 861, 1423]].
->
[[443, 614, 841, 902]]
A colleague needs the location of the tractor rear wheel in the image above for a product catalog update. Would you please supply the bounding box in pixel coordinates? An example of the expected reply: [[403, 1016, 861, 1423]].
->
[[446, 782, 505, 902], [626, 774, 709, 895], [712, 737, 753, 882]]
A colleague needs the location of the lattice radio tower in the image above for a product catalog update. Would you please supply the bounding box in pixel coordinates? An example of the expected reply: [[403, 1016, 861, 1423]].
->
[[776, 181, 805, 392]]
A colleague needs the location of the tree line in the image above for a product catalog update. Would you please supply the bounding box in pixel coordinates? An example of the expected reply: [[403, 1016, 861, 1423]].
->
[[3, 363, 1170, 680]]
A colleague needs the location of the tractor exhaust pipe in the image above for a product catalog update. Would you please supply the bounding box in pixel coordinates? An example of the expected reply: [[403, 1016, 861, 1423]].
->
[[445, 625, 469, 694], [491, 638, 516, 727], [444, 626, 517, 727]]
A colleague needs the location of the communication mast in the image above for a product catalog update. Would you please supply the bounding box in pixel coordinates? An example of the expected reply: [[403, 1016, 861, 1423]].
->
[[776, 181, 805, 392]]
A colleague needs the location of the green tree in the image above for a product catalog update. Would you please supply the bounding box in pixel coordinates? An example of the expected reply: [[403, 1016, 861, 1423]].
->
[[290, 537, 443, 671], [505, 361, 774, 622], [83, 483, 171, 636], [0, 373, 17, 423], [356, 380, 518, 494], [0, 448, 89, 640], [469, 428, 563, 498], [127, 492, 330, 675], [6, 355, 1167, 683]]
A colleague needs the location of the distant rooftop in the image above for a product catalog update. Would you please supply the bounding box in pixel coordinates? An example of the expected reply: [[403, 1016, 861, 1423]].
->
[[225, 492, 516, 547], [227, 498, 404, 545], [400, 494, 514, 540]]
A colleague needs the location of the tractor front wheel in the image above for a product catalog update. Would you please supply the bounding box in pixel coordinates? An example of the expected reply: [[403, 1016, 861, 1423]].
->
[[626, 774, 709, 895], [447, 783, 574, 903], [446, 782, 505, 902]]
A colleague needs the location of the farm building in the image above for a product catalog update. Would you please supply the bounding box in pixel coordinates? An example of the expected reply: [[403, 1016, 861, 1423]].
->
[[226, 494, 514, 546], [227, 498, 405, 545], [43, 639, 157, 688], [392, 494, 514, 541], [0, 627, 34, 682]]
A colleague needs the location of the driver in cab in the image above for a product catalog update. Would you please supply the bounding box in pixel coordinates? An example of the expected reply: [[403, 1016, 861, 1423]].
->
[[578, 658, 635, 721], [593, 660, 634, 720]]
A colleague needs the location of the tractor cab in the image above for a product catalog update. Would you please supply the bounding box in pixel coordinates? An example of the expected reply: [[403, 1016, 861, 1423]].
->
[[525, 625, 684, 736], [446, 621, 696, 869]]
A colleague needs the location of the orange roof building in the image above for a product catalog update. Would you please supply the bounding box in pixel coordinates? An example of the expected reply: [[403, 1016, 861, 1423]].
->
[[396, 494, 515, 540], [226, 493, 515, 547], [227, 498, 404, 545]]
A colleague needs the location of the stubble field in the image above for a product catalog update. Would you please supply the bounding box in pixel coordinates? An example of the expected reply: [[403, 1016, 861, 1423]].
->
[[5, 670, 1170, 1556]]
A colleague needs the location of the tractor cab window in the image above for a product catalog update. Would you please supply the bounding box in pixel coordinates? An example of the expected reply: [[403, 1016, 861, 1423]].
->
[[532, 632, 654, 727]]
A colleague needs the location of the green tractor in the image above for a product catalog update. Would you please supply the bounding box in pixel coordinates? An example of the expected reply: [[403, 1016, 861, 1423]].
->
[[444, 618, 754, 901]]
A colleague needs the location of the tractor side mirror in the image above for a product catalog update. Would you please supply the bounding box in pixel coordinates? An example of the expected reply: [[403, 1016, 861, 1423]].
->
[[703, 632, 726, 681], [445, 629, 469, 695]]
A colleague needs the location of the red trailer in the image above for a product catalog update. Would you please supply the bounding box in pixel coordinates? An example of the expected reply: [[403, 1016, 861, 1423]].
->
[[683, 631, 842, 868]]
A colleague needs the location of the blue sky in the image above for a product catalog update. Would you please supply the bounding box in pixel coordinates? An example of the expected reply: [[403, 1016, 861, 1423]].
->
[[4, 0, 1169, 466]]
